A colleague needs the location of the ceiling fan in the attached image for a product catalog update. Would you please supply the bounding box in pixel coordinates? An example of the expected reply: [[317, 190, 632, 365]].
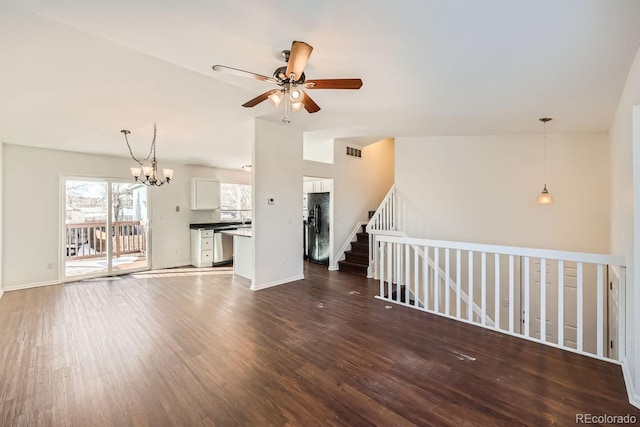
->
[[212, 41, 363, 123]]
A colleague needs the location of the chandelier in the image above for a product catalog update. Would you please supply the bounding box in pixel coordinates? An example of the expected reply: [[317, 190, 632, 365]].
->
[[121, 124, 174, 186]]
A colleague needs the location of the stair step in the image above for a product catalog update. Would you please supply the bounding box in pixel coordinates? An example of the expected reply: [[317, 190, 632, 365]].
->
[[338, 260, 368, 276], [345, 250, 368, 264], [350, 241, 369, 254], [356, 232, 369, 243]]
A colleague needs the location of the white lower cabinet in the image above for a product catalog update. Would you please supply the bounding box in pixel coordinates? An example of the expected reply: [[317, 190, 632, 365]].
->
[[191, 229, 214, 267]]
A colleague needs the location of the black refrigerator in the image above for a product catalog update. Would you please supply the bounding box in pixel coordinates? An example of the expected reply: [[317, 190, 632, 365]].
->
[[306, 192, 330, 265]]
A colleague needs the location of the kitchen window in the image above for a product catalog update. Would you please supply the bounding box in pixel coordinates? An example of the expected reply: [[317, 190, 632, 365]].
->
[[220, 183, 252, 221]]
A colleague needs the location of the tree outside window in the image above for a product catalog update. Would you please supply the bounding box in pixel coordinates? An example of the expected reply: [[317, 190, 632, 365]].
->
[[220, 183, 252, 221]]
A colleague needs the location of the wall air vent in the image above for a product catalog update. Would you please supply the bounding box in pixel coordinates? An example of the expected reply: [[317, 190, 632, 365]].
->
[[346, 147, 362, 158]]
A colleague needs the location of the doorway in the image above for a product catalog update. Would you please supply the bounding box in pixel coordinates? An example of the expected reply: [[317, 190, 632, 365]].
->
[[62, 177, 150, 280], [303, 176, 333, 267]]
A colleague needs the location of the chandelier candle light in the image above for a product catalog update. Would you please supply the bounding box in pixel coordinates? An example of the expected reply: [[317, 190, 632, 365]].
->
[[121, 124, 174, 187], [537, 117, 553, 205]]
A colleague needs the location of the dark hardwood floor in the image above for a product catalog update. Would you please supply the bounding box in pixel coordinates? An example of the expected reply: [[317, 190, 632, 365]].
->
[[0, 263, 638, 426]]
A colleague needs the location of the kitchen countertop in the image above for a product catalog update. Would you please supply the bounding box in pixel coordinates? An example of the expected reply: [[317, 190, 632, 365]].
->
[[189, 221, 251, 230], [219, 228, 252, 238]]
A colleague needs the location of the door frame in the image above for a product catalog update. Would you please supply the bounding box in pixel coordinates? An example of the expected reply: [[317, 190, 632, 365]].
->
[[59, 174, 152, 282]]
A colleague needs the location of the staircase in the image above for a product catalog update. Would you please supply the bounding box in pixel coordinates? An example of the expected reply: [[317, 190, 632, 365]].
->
[[338, 224, 369, 276]]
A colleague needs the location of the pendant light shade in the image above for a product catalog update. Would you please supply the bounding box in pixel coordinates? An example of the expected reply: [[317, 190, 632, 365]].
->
[[537, 184, 553, 204], [537, 117, 553, 205]]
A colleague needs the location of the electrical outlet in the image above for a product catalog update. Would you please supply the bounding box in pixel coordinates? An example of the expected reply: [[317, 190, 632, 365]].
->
[[175, 205, 180, 212], [268, 197, 275, 205], [47, 263, 54, 270]]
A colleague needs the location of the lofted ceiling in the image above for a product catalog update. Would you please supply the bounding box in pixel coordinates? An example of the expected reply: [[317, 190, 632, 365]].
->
[[1, 0, 640, 169]]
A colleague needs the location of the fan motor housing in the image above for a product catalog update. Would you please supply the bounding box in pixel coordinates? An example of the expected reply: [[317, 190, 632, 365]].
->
[[273, 66, 306, 85]]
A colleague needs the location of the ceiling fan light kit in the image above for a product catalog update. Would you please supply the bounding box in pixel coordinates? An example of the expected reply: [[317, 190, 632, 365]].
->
[[212, 41, 363, 123]]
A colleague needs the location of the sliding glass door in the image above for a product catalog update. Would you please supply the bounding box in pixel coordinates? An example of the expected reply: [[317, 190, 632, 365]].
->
[[62, 178, 149, 280]]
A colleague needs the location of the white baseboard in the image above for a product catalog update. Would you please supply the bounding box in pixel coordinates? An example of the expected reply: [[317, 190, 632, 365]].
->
[[0, 290, 4, 299], [153, 261, 192, 270], [250, 274, 305, 291], [3, 280, 60, 292], [622, 358, 640, 409]]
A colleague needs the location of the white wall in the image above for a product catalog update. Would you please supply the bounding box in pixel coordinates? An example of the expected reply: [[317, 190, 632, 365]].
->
[[395, 134, 610, 253], [0, 143, 3, 296], [303, 138, 395, 268], [610, 45, 640, 407], [2, 143, 249, 290], [251, 119, 305, 290]]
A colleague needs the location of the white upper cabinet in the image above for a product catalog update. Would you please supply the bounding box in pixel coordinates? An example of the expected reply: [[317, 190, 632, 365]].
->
[[191, 178, 221, 210]]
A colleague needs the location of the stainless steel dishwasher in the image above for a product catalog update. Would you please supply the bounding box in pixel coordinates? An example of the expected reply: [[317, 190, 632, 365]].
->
[[213, 229, 234, 264]]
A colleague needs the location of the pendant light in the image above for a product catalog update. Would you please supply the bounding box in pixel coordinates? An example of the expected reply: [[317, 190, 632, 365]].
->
[[537, 117, 553, 205], [121, 124, 173, 187]]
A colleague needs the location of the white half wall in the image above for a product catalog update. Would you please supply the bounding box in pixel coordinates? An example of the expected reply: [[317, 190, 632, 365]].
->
[[2, 143, 249, 290], [395, 134, 610, 253], [610, 44, 640, 407], [251, 119, 304, 290]]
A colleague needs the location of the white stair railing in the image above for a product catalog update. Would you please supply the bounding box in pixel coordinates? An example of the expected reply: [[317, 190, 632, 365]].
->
[[366, 185, 403, 278], [376, 234, 625, 363], [366, 185, 489, 324], [366, 185, 398, 235]]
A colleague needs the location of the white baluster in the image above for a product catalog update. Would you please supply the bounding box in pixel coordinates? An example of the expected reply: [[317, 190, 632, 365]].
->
[[495, 254, 500, 330], [597, 264, 604, 357], [524, 256, 530, 337], [434, 248, 440, 313], [468, 251, 474, 321], [456, 250, 461, 318], [379, 238, 385, 298], [558, 260, 564, 347], [577, 262, 584, 352], [445, 249, 450, 316], [509, 255, 514, 333], [396, 242, 401, 303], [405, 244, 410, 304], [387, 242, 392, 299], [414, 246, 419, 307], [424, 246, 430, 310], [481, 252, 487, 326], [540, 258, 547, 343]]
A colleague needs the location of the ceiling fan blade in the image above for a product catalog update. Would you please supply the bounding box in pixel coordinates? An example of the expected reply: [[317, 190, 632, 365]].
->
[[285, 41, 313, 81], [304, 78, 363, 90], [212, 65, 278, 84], [242, 90, 280, 108], [301, 91, 321, 113]]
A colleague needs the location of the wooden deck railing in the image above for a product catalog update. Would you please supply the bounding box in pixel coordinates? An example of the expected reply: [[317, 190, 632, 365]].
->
[[65, 221, 146, 259]]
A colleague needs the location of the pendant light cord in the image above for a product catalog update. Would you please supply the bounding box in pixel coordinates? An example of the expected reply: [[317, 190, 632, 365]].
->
[[543, 120, 547, 184], [123, 124, 157, 166]]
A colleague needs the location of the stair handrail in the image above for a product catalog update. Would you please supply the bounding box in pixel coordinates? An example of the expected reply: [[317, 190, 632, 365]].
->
[[366, 185, 397, 234]]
